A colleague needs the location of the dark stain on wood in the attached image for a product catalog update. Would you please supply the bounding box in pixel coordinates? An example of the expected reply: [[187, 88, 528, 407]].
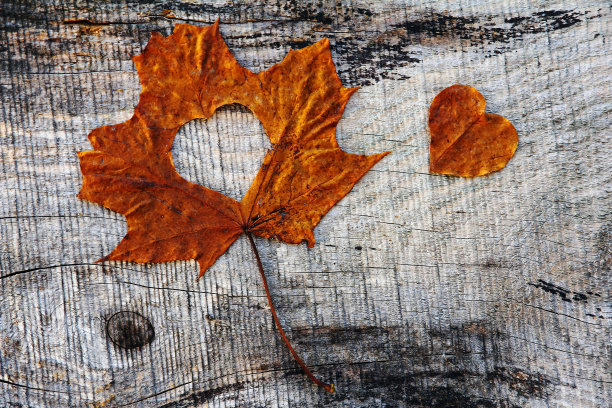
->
[[529, 279, 596, 303], [507, 10, 583, 30], [0, 1, 591, 88], [486, 366, 551, 398], [263, 8, 587, 85], [106, 310, 155, 350], [63, 18, 113, 27], [596, 225, 611, 272], [340, 370, 500, 408], [281, 322, 554, 405], [333, 10, 585, 85]]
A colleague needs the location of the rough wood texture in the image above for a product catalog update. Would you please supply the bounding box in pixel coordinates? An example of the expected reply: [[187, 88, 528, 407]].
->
[[0, 1, 610, 407]]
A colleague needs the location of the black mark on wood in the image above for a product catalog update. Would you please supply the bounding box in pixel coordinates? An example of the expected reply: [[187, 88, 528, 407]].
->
[[106, 310, 155, 350], [1, 2, 590, 88], [333, 10, 585, 85], [596, 225, 611, 273], [529, 279, 595, 303], [158, 321, 560, 406], [486, 366, 550, 398], [351, 371, 499, 408], [63, 18, 112, 26]]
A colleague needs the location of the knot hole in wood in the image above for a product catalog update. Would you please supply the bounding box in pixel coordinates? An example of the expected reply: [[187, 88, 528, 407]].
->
[[106, 311, 155, 350]]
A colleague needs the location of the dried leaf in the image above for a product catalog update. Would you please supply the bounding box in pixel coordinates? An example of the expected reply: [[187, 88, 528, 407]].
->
[[78, 21, 389, 277], [429, 84, 518, 177]]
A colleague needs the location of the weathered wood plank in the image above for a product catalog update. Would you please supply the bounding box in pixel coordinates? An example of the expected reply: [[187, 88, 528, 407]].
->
[[1, 0, 610, 407]]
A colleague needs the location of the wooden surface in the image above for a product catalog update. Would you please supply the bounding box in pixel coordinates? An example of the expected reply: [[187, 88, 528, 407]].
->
[[1, 1, 610, 407]]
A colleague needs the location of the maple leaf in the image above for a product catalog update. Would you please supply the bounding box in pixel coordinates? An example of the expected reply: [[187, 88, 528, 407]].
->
[[429, 84, 518, 177], [78, 22, 388, 392], [79, 22, 387, 276]]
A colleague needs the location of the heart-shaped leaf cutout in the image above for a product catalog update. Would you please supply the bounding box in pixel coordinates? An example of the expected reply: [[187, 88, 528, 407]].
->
[[429, 84, 518, 177]]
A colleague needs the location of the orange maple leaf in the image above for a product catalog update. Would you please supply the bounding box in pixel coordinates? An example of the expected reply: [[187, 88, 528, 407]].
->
[[78, 22, 388, 392], [79, 22, 388, 276]]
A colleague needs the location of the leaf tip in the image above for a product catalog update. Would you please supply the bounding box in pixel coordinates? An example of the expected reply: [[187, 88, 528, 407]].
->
[[196, 258, 213, 281], [372, 150, 391, 164], [304, 232, 316, 248], [95, 255, 110, 264], [345, 86, 360, 97]]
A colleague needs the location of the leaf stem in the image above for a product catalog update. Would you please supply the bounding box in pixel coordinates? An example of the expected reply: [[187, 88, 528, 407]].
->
[[245, 231, 335, 393]]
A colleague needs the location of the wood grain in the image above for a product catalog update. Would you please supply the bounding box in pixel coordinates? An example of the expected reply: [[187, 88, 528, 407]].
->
[[1, 0, 610, 407]]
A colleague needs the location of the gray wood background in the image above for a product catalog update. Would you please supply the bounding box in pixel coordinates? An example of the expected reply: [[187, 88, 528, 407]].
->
[[1, 0, 610, 407]]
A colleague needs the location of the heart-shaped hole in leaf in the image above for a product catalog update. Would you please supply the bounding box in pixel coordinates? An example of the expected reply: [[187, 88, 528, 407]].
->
[[172, 105, 270, 201]]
